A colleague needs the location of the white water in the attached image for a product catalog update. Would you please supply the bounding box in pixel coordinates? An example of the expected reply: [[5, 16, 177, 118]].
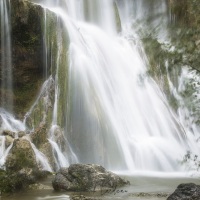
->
[[0, 109, 25, 167], [32, 0, 191, 173], [1, 0, 200, 174], [0, 0, 13, 111]]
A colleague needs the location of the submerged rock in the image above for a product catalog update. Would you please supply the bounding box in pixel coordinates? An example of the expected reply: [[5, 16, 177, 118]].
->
[[52, 164, 129, 192], [167, 183, 200, 200]]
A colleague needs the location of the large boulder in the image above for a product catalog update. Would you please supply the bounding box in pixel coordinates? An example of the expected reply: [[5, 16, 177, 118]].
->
[[167, 183, 200, 200], [5, 138, 38, 171], [0, 138, 51, 193], [52, 164, 129, 192]]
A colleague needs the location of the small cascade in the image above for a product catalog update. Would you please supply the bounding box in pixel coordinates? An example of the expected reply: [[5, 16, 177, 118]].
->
[[0, 137, 13, 168], [46, 19, 78, 169], [0, 109, 25, 167], [0, 0, 13, 111], [166, 65, 200, 154], [29, 139, 52, 172]]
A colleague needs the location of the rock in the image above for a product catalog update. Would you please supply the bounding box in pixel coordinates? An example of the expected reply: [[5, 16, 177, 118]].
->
[[30, 123, 48, 149], [0, 0, 45, 115], [167, 183, 200, 200], [39, 142, 55, 170], [0, 167, 51, 193], [195, 40, 200, 47], [71, 195, 101, 200], [18, 131, 26, 138], [2, 130, 15, 138], [2, 138, 52, 193], [28, 183, 52, 190], [5, 138, 37, 171], [52, 164, 129, 192], [5, 136, 14, 148]]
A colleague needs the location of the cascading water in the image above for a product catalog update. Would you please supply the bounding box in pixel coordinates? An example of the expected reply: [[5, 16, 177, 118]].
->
[[0, 0, 13, 111], [1, 0, 200, 175], [33, 0, 196, 173]]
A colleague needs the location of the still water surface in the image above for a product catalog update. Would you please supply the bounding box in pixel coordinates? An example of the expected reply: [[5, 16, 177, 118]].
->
[[1, 174, 200, 200]]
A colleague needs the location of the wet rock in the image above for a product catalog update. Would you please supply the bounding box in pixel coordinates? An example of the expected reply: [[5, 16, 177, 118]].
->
[[1, 138, 52, 193], [39, 142, 55, 170], [0, 0, 48, 115], [52, 164, 129, 192], [5, 136, 14, 148], [2, 130, 15, 138], [5, 138, 37, 171], [28, 183, 52, 190], [30, 123, 48, 149], [11, 0, 44, 115], [167, 183, 200, 200], [0, 167, 51, 193], [18, 131, 26, 138]]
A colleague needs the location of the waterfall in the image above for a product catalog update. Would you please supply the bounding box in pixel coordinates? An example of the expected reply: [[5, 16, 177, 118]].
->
[[0, 0, 200, 174], [33, 0, 190, 172], [0, 0, 13, 112]]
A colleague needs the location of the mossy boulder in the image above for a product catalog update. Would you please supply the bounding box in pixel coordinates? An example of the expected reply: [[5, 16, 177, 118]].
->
[[5, 138, 37, 171], [30, 123, 55, 169], [0, 138, 51, 193], [52, 164, 129, 192]]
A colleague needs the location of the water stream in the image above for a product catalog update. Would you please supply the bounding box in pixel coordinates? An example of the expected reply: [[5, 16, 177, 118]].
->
[[0, 0, 200, 177], [0, 0, 13, 111], [40, 0, 189, 173]]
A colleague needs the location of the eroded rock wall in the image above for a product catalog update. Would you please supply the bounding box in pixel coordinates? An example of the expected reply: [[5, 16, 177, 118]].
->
[[0, 0, 44, 116]]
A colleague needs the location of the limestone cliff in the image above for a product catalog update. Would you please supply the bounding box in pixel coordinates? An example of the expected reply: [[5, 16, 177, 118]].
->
[[0, 0, 44, 116]]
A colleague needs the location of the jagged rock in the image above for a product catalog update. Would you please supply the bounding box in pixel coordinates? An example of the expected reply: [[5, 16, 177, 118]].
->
[[52, 164, 129, 192], [167, 183, 200, 200]]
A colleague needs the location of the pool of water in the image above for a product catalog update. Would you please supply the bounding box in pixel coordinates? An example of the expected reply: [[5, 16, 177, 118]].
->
[[1, 173, 200, 200]]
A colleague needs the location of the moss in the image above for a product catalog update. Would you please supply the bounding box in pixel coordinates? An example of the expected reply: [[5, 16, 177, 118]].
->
[[14, 74, 43, 116], [0, 170, 28, 193], [6, 141, 36, 171], [56, 25, 70, 127], [31, 124, 48, 149]]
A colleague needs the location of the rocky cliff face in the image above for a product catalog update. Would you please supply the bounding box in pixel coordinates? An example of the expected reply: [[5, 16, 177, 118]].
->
[[0, 0, 44, 116]]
